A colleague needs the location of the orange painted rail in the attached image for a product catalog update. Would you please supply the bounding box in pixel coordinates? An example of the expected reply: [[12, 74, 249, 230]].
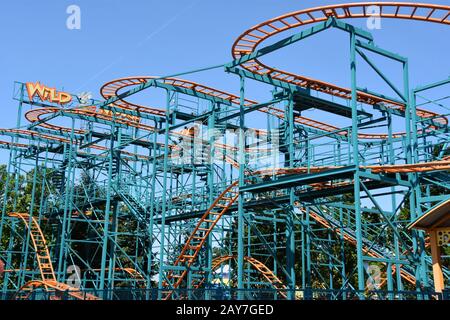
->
[[8, 212, 100, 300], [162, 181, 239, 299], [192, 255, 288, 299], [232, 2, 449, 132]]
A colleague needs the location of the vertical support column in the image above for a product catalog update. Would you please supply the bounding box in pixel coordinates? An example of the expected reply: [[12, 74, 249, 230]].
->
[[410, 89, 428, 291], [98, 122, 115, 298], [237, 75, 245, 300], [404, 60, 423, 294], [157, 90, 171, 299], [206, 101, 216, 300], [339, 206, 347, 299], [350, 31, 365, 294], [106, 200, 120, 293], [146, 120, 158, 299], [387, 110, 401, 296], [304, 131, 312, 296], [57, 119, 76, 284], [286, 93, 296, 299]]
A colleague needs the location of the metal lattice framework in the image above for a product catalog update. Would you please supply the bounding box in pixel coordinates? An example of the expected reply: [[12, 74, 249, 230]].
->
[[0, 2, 449, 300]]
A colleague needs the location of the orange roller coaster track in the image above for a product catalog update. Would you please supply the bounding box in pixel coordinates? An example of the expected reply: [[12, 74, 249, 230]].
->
[[7, 213, 99, 300], [162, 181, 240, 300], [161, 152, 450, 297], [1, 2, 448, 301], [14, 280, 100, 300], [23, 107, 267, 155], [192, 255, 288, 299], [251, 158, 450, 177], [0, 128, 152, 161], [0, 128, 246, 169], [90, 268, 147, 287], [99, 75, 447, 140], [232, 2, 449, 127], [101, 77, 257, 108]]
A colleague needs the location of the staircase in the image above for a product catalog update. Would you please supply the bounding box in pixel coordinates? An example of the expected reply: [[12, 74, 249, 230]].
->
[[116, 187, 149, 224], [51, 164, 66, 193], [198, 171, 209, 183], [51, 146, 73, 193], [277, 122, 288, 153], [118, 133, 133, 150], [162, 181, 239, 300]]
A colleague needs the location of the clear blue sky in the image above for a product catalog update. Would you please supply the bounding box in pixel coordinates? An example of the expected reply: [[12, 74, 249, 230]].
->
[[0, 0, 449, 151]]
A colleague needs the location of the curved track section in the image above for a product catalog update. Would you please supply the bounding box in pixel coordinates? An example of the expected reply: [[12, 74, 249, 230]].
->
[[23, 107, 263, 158], [0, 128, 151, 161], [8, 213, 99, 300], [162, 181, 239, 300], [100, 76, 442, 140], [14, 280, 99, 300], [193, 255, 288, 298], [101, 76, 257, 108], [91, 268, 147, 288], [101, 76, 340, 136], [25, 106, 156, 134], [8, 213, 56, 285], [232, 2, 449, 127], [165, 153, 450, 295], [122, 268, 147, 285], [0, 128, 245, 176]]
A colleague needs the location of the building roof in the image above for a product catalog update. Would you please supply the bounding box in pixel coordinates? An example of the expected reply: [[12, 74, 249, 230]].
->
[[408, 197, 450, 230]]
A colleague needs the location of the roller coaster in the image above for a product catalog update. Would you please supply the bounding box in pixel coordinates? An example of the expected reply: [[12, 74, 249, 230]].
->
[[0, 2, 449, 300]]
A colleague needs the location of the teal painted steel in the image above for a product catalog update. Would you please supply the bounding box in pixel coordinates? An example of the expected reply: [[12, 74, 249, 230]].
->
[[0, 17, 448, 301]]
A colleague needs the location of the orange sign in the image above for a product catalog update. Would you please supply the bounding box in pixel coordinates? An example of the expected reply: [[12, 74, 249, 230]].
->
[[99, 108, 140, 124], [82, 106, 141, 124], [26, 81, 72, 105]]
